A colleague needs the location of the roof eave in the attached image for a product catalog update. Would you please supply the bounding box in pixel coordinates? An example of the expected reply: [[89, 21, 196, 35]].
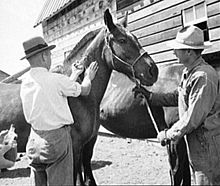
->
[[33, 0, 75, 28]]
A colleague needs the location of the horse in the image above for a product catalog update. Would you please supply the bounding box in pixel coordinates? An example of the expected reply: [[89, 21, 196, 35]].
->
[[0, 9, 159, 185], [69, 21, 189, 185], [98, 53, 220, 185], [62, 9, 160, 185], [100, 62, 183, 138], [99, 62, 191, 186]]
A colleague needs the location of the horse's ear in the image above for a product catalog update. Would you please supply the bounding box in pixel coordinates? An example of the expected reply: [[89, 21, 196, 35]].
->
[[120, 11, 128, 28], [104, 9, 116, 32]]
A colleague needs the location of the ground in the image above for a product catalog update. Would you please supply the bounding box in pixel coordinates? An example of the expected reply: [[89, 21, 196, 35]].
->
[[0, 134, 173, 185]]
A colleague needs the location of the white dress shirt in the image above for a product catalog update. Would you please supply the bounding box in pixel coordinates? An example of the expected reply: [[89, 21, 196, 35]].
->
[[20, 67, 81, 130]]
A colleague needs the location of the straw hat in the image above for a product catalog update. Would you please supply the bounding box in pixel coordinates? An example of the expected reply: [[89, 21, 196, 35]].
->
[[167, 25, 212, 49], [20, 36, 56, 60]]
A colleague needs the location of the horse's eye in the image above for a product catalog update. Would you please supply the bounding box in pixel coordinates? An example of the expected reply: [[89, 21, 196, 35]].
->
[[118, 39, 126, 44]]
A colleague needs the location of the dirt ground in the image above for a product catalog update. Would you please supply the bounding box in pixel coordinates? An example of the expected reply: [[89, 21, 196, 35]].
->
[[0, 134, 174, 185]]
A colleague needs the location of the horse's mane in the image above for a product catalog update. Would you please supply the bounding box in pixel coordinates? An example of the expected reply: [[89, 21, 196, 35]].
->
[[64, 28, 101, 66], [61, 28, 102, 77]]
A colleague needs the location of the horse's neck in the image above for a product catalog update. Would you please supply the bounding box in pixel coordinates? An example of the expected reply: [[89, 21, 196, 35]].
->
[[91, 63, 112, 106], [152, 63, 183, 93], [86, 29, 112, 105]]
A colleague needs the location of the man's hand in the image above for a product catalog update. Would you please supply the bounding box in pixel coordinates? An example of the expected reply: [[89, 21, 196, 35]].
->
[[0, 143, 15, 169], [72, 60, 84, 77], [70, 59, 85, 81], [80, 61, 99, 96], [7, 140, 17, 148], [0, 130, 8, 144], [157, 130, 171, 146], [51, 65, 64, 74], [84, 61, 99, 81], [132, 85, 152, 99]]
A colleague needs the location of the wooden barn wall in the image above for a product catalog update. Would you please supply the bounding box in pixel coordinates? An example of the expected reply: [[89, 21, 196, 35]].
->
[[42, 0, 116, 68], [117, 0, 220, 64]]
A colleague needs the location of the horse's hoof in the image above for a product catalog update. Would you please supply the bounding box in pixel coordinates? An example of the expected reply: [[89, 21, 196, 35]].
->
[[84, 179, 97, 186]]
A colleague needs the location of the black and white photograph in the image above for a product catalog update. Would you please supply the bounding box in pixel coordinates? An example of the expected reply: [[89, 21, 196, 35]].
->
[[0, 0, 220, 185]]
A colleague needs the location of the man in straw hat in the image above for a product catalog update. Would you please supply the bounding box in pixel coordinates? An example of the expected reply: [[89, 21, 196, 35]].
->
[[133, 25, 220, 185], [20, 36, 98, 186]]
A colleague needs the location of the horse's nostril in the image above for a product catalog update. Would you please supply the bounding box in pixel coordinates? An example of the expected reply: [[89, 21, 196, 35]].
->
[[150, 64, 158, 80], [148, 67, 154, 79]]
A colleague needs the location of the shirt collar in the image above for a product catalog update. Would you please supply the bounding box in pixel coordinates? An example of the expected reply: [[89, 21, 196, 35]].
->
[[182, 57, 207, 79], [184, 56, 206, 75], [186, 56, 205, 72]]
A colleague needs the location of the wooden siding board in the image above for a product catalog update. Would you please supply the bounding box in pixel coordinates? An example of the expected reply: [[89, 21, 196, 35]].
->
[[144, 41, 171, 55], [125, 0, 219, 33], [150, 50, 176, 63], [117, 0, 162, 18], [117, 0, 220, 64], [210, 27, 220, 41], [132, 15, 182, 39], [139, 26, 181, 47], [145, 42, 220, 64], [207, 1, 220, 17], [208, 14, 220, 28], [204, 40, 220, 54], [117, 0, 140, 10], [142, 28, 220, 58], [128, 0, 206, 31], [128, 11, 181, 32], [206, 0, 220, 5], [127, 0, 220, 63], [127, 0, 187, 23], [144, 41, 220, 64]]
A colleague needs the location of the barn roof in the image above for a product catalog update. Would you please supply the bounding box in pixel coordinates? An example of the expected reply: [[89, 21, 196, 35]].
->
[[0, 70, 10, 81], [34, 0, 75, 27]]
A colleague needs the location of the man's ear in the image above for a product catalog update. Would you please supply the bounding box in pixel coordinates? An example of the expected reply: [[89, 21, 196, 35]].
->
[[41, 51, 47, 62], [186, 49, 192, 56]]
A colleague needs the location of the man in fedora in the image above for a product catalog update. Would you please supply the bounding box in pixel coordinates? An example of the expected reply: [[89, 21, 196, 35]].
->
[[20, 36, 98, 186], [133, 25, 220, 185]]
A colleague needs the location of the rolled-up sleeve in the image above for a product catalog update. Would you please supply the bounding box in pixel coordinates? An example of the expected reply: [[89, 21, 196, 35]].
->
[[57, 75, 81, 97], [168, 71, 218, 141], [151, 90, 178, 107]]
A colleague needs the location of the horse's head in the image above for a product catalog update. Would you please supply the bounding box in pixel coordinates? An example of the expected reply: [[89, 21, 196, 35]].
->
[[103, 9, 158, 86]]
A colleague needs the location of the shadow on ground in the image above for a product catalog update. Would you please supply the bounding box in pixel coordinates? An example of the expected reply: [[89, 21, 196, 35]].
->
[[0, 167, 30, 178], [91, 160, 112, 170], [0, 159, 111, 179]]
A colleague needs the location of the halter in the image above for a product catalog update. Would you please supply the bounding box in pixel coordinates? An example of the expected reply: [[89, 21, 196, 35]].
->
[[104, 31, 148, 86]]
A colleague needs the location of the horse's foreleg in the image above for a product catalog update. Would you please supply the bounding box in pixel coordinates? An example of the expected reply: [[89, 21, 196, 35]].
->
[[71, 128, 85, 186], [76, 155, 84, 186], [82, 135, 98, 186]]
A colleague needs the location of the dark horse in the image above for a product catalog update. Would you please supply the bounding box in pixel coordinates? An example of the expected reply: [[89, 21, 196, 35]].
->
[[99, 62, 191, 186], [82, 62, 191, 186], [0, 9, 159, 185], [63, 9, 159, 185]]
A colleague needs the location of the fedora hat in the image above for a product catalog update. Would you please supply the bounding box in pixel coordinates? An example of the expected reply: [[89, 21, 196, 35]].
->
[[166, 25, 212, 49], [20, 36, 56, 60]]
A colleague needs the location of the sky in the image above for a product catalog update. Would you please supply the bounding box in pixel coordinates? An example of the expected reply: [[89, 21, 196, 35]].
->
[[0, 0, 46, 75]]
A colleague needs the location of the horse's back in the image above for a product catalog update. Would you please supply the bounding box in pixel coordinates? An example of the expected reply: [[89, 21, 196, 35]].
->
[[0, 83, 30, 152]]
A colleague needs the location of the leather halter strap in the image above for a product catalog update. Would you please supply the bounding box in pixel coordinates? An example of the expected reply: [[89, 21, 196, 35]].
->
[[104, 31, 148, 86]]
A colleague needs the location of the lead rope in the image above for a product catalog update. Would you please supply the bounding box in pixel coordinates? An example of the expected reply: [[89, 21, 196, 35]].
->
[[105, 32, 175, 185], [137, 83, 175, 186]]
